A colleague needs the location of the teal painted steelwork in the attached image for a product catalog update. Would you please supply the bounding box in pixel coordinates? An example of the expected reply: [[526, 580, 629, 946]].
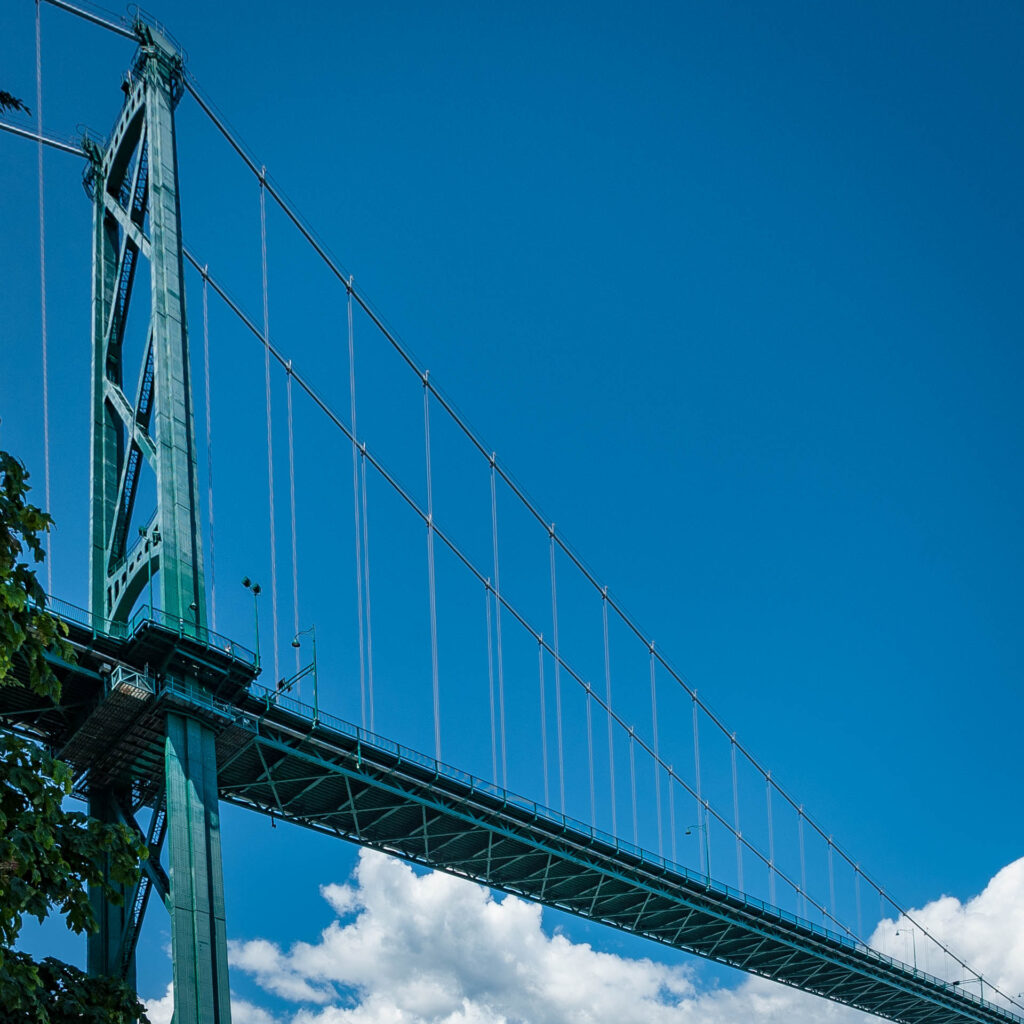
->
[[84, 20, 228, 1020], [86, 787, 136, 986], [165, 714, 231, 1024], [86, 22, 204, 630], [2, 602, 1021, 1024]]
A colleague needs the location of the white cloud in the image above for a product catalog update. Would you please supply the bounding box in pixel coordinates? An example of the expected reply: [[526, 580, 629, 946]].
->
[[145, 982, 280, 1024], [229, 850, 696, 1024], [148, 853, 1024, 1024], [870, 857, 1024, 999], [145, 984, 174, 1024]]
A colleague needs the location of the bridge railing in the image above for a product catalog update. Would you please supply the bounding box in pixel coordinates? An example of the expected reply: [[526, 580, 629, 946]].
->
[[46, 595, 125, 638], [244, 688, 920, 965], [35, 590, 1009, 1013], [42, 595, 257, 668], [233, 681, 1013, 1014], [128, 603, 258, 667], [300, 685, 1024, 1012]]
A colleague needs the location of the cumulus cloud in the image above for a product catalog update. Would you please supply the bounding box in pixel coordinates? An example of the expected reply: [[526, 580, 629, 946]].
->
[[145, 984, 174, 1024], [230, 850, 696, 1024], [870, 857, 1024, 997], [148, 853, 1024, 1024], [145, 982, 279, 1024]]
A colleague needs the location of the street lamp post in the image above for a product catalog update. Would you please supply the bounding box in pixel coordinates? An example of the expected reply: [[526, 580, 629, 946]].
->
[[242, 577, 262, 668], [952, 977, 985, 1002], [291, 625, 319, 723], [895, 920, 918, 971]]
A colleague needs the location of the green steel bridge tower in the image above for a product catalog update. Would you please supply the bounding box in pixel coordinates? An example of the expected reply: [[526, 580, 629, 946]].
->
[[1, 9, 1022, 1024], [85, 21, 229, 1023]]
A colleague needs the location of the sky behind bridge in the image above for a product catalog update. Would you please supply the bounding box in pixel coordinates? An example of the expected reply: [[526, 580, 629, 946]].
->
[[1, 0, 1023, 1019]]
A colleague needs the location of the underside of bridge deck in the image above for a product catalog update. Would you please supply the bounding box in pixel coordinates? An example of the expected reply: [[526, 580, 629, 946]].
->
[[1, 601, 1019, 1024]]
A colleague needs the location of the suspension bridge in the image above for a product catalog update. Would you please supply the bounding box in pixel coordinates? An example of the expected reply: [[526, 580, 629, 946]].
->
[[0, 3, 1019, 1023]]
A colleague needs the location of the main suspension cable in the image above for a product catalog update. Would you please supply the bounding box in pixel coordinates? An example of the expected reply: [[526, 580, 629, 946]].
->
[[180, 244, 887, 945], [175, 75, 1023, 1002], [11, 40, 1010, 999], [37, 17, 1023, 1001], [177, 240, 1006, 1004]]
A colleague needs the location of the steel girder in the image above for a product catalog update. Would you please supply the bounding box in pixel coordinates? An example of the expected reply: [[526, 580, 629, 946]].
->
[[82, 21, 228, 1021], [86, 23, 204, 630], [204, 693, 1020, 1024], [2, 611, 1018, 1024]]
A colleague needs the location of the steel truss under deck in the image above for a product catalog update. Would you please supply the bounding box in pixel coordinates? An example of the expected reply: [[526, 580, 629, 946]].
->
[[2, 601, 1019, 1024]]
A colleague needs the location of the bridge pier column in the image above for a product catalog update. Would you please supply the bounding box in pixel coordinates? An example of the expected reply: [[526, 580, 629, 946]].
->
[[165, 712, 232, 1024], [87, 786, 135, 987]]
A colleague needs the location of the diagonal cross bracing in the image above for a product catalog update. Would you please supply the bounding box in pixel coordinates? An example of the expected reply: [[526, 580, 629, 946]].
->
[[190, 683, 1019, 1024]]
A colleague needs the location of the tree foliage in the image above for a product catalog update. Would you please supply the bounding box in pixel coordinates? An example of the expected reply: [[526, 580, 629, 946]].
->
[[0, 450, 149, 1022], [0, 90, 32, 118]]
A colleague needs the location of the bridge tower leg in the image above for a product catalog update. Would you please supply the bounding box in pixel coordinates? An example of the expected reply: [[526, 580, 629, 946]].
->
[[86, 21, 230, 1021]]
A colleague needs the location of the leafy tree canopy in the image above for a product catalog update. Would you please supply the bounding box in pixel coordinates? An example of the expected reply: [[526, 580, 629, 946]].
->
[[0, 90, 32, 117], [0, 450, 149, 1022]]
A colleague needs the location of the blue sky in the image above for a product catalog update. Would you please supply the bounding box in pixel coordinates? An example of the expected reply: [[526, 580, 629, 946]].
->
[[2, 0, 1023, 1017]]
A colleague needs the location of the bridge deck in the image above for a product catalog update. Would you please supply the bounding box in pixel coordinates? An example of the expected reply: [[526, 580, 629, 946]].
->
[[1, 603, 1018, 1024], [212, 684, 1015, 1024]]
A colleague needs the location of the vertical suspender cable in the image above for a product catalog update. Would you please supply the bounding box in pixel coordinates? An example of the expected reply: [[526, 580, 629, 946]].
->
[[537, 633, 550, 806], [585, 684, 596, 826], [360, 440, 375, 731], [692, 693, 704, 876], [766, 772, 776, 905], [286, 362, 300, 680], [549, 526, 565, 812], [668, 768, 677, 862], [602, 587, 616, 835], [259, 171, 280, 685], [649, 643, 663, 856], [855, 866, 863, 941], [828, 837, 836, 922], [799, 807, 808, 918], [486, 582, 497, 783], [731, 734, 743, 890], [628, 728, 638, 845], [423, 376, 441, 759], [35, 0, 52, 591], [489, 458, 507, 788], [346, 280, 367, 729], [201, 271, 217, 630]]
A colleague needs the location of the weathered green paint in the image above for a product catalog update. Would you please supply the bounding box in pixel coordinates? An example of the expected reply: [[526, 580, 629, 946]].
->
[[86, 786, 135, 986], [165, 713, 231, 1024], [5, 599, 1019, 1024], [86, 23, 228, 1022], [88, 23, 205, 631]]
